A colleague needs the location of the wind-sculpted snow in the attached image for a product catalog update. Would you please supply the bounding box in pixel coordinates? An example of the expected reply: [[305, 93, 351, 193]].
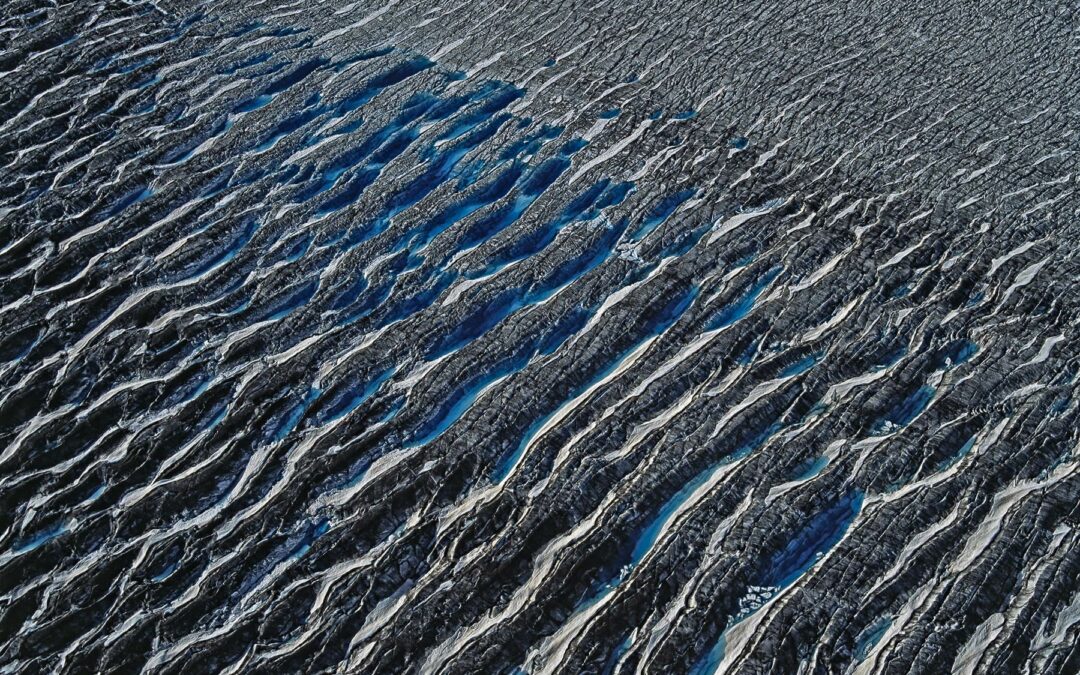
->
[[0, 1, 1078, 673]]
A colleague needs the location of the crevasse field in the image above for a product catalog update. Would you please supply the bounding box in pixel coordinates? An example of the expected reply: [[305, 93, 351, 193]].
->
[[0, 1, 1077, 673]]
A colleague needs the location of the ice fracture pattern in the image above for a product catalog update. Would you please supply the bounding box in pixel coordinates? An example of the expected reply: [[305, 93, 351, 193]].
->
[[0, 1, 1077, 673]]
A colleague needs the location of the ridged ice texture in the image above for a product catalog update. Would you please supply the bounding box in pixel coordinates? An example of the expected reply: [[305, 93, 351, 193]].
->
[[0, 1, 1077, 673]]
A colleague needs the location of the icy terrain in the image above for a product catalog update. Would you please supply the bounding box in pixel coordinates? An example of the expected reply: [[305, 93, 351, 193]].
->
[[0, 0, 1077, 673]]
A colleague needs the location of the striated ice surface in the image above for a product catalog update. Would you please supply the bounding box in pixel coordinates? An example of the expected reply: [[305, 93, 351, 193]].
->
[[0, 1, 1077, 673]]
